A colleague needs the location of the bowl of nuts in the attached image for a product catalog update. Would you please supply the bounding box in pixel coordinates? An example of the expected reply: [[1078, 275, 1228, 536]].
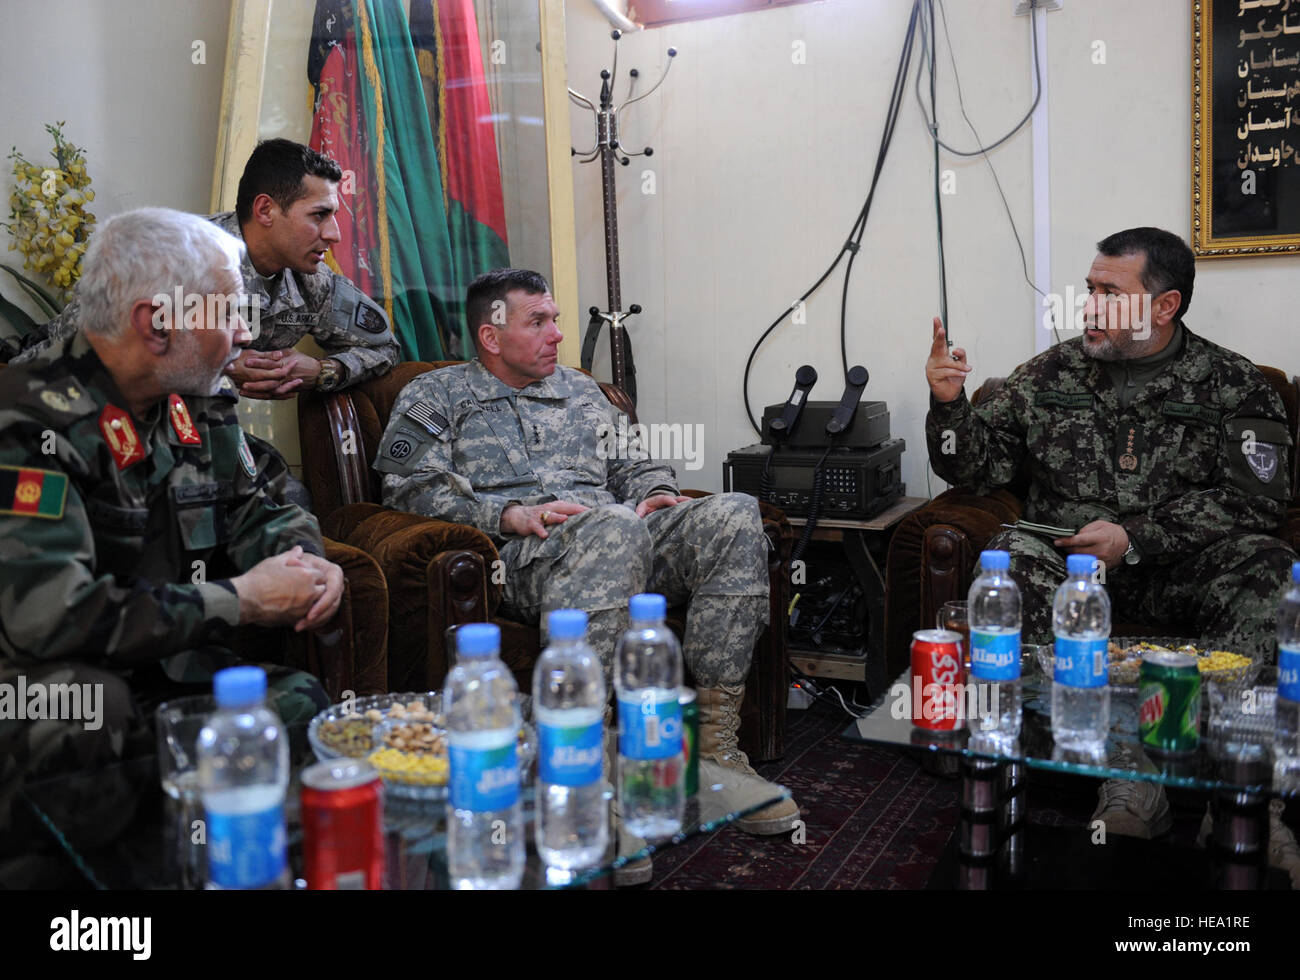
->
[[308, 692, 441, 759], [308, 692, 536, 801]]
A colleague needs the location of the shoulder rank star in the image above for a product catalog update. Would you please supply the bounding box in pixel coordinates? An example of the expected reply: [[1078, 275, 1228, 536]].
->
[[168, 394, 202, 444], [98, 405, 145, 470]]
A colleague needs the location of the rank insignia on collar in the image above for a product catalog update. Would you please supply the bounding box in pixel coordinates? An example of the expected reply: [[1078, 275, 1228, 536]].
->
[[40, 390, 70, 412], [168, 394, 202, 445], [236, 430, 257, 478], [98, 405, 145, 470]]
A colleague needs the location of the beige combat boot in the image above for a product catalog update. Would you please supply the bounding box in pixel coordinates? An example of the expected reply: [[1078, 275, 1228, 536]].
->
[[696, 684, 801, 835], [603, 702, 652, 886]]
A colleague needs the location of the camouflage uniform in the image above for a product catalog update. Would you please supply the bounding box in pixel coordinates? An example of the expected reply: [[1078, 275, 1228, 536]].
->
[[374, 361, 769, 685], [926, 327, 1295, 658], [11, 212, 399, 391], [0, 332, 330, 845]]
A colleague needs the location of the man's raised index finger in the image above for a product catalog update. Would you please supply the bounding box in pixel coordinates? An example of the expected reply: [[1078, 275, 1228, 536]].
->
[[931, 317, 948, 352]]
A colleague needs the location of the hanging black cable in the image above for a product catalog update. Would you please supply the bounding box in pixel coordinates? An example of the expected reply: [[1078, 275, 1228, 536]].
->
[[742, 0, 923, 434], [926, 0, 948, 346], [914, 0, 1041, 157]]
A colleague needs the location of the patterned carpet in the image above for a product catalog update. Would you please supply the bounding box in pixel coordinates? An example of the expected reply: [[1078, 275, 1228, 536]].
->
[[648, 693, 1300, 890], [649, 695, 966, 889]]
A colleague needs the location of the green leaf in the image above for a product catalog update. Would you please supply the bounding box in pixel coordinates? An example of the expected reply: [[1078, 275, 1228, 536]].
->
[[0, 286, 39, 342], [0, 264, 59, 317]]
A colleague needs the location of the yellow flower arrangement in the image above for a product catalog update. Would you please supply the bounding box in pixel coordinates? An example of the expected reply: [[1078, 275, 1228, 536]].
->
[[4, 122, 96, 307]]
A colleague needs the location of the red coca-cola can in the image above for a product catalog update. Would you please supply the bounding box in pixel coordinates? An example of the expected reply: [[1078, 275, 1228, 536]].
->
[[911, 629, 965, 733], [301, 759, 384, 889]]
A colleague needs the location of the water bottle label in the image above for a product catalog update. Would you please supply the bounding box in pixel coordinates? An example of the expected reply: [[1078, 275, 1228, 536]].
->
[[537, 717, 603, 787], [969, 629, 1021, 681], [1280, 646, 1300, 702], [617, 693, 682, 761], [1054, 636, 1108, 688], [206, 803, 286, 889], [449, 732, 520, 811]]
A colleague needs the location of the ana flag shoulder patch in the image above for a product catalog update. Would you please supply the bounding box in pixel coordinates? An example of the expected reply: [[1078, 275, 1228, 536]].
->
[[0, 465, 68, 519]]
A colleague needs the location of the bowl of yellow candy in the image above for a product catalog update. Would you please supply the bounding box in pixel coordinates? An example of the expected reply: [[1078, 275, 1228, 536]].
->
[[368, 716, 452, 800]]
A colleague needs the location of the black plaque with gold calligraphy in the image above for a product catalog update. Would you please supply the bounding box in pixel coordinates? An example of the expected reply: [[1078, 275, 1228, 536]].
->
[[1194, 0, 1300, 255]]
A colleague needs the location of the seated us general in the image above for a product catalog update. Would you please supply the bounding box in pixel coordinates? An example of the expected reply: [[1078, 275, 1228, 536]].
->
[[372, 267, 799, 837]]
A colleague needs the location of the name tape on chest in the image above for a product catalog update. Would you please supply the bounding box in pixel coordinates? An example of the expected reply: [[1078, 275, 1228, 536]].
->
[[1033, 392, 1095, 410], [1161, 400, 1222, 427]]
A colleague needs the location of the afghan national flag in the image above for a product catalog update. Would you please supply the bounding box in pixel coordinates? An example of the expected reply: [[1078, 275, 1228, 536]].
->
[[409, 0, 510, 357], [0, 465, 67, 519], [305, 0, 511, 361], [308, 0, 381, 299]]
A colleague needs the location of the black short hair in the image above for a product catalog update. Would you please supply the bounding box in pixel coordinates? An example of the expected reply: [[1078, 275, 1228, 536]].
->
[[465, 268, 551, 350], [235, 139, 343, 225], [1095, 227, 1195, 321]]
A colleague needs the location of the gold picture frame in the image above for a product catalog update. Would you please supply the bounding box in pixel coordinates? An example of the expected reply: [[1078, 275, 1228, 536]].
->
[[1193, 0, 1300, 257]]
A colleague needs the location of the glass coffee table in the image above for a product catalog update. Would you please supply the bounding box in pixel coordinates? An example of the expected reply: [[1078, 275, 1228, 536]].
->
[[20, 757, 788, 890], [844, 665, 1297, 890]]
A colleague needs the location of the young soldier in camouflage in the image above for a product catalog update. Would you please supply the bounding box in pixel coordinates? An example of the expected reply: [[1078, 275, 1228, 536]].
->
[[12, 139, 398, 398], [924, 227, 1298, 856], [375, 269, 799, 877], [0, 209, 343, 871]]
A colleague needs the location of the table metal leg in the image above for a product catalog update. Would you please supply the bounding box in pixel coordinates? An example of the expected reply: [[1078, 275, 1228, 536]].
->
[[1209, 757, 1269, 890], [840, 529, 887, 698]]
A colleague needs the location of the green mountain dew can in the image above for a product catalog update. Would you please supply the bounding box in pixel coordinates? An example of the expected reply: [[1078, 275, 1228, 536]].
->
[[680, 688, 699, 796], [1138, 651, 1201, 754]]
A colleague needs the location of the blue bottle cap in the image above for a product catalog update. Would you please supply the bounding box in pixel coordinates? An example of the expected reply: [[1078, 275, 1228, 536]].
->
[[456, 623, 500, 658], [629, 593, 667, 621], [1293, 560, 1300, 584], [1066, 553, 1097, 576], [213, 666, 267, 708], [548, 608, 588, 639], [980, 550, 1010, 571]]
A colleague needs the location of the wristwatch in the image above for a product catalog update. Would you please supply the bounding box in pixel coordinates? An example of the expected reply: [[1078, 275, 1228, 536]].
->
[[315, 358, 344, 393], [1123, 536, 1140, 566]]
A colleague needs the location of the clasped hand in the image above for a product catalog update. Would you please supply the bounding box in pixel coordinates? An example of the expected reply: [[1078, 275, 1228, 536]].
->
[[225, 349, 321, 399], [501, 494, 689, 539], [232, 546, 344, 631]]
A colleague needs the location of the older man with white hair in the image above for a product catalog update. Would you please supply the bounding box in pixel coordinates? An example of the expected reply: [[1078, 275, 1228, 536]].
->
[[0, 208, 343, 869]]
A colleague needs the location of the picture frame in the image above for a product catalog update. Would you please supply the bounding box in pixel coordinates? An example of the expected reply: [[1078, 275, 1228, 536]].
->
[[1192, 0, 1300, 257]]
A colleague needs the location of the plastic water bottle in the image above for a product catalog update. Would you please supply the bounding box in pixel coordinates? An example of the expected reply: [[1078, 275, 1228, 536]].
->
[[615, 593, 684, 838], [533, 609, 608, 870], [197, 666, 290, 890], [1274, 561, 1300, 789], [444, 622, 524, 889], [1051, 553, 1111, 752], [967, 549, 1022, 749]]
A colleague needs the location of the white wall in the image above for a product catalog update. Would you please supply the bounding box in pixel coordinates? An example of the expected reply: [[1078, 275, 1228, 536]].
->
[[565, 0, 1300, 495], [0, 0, 231, 319]]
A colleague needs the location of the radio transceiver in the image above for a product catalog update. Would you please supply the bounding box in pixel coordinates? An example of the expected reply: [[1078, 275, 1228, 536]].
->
[[724, 364, 905, 520]]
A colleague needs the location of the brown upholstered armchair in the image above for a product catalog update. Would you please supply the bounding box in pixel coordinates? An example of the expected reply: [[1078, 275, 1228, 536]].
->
[[884, 364, 1300, 682], [298, 362, 792, 761]]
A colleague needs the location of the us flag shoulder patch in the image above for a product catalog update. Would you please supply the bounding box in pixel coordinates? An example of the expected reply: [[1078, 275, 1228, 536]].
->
[[0, 464, 68, 520], [405, 401, 448, 436]]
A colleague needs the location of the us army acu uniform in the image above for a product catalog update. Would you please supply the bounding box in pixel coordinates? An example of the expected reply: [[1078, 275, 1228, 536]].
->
[[0, 333, 330, 846], [375, 361, 770, 686], [927, 325, 1295, 657], [11, 212, 399, 391]]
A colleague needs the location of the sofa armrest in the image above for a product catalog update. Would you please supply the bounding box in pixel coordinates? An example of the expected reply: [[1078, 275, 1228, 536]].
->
[[318, 538, 389, 697], [884, 489, 1024, 680]]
